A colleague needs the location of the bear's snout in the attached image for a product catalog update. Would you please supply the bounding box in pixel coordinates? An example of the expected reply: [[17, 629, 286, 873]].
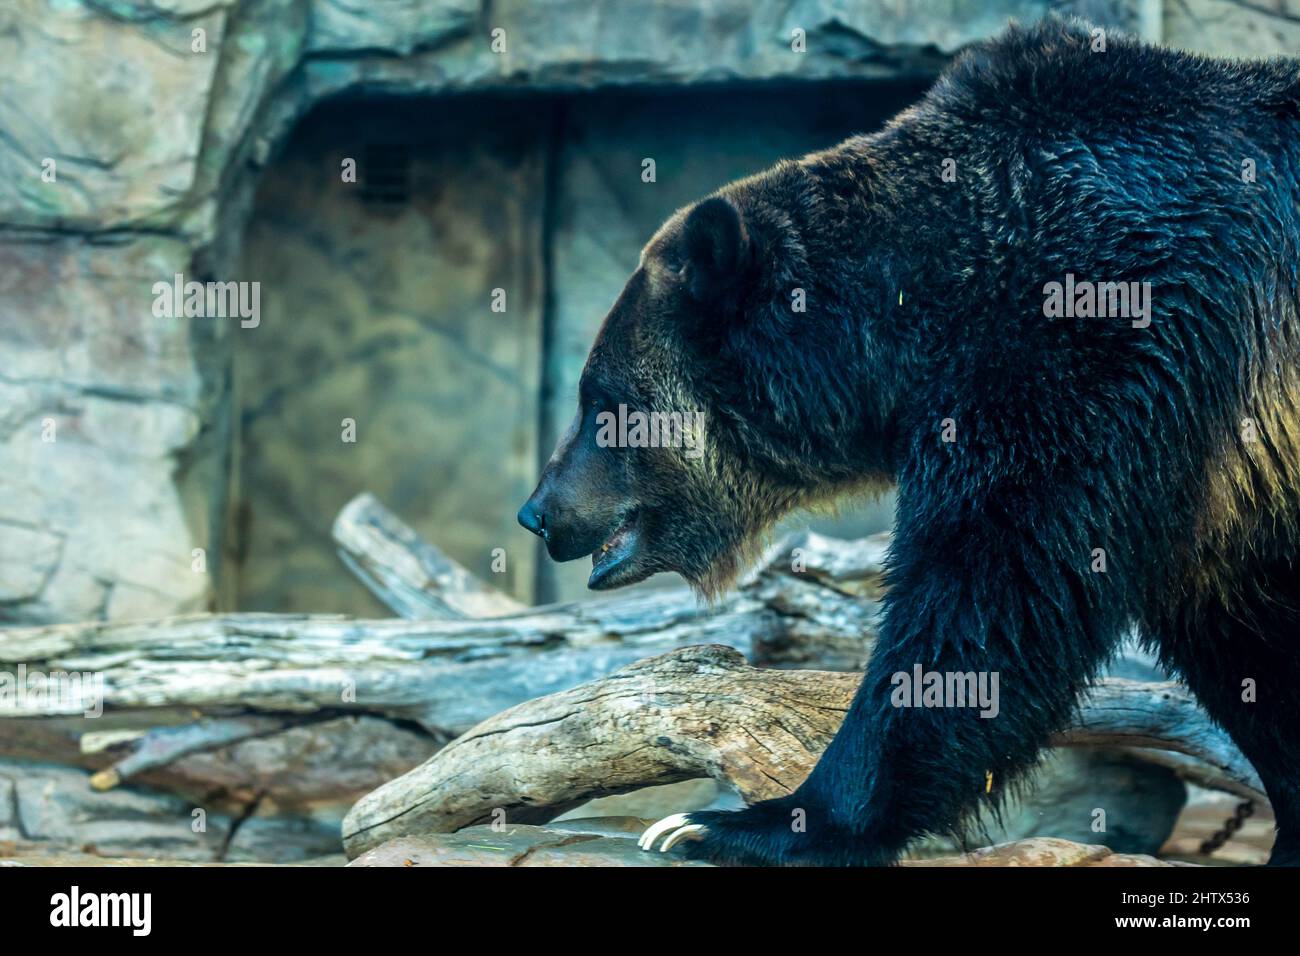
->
[[516, 499, 546, 539]]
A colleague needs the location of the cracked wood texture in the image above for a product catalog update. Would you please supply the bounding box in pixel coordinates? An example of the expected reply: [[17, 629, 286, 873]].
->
[[0, 503, 1259, 852], [332, 493, 526, 620], [0, 527, 883, 804], [0, 531, 884, 733], [341, 644, 1263, 858]]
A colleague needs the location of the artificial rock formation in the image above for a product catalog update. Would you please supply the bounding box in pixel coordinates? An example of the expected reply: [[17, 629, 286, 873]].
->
[[0, 0, 1177, 623]]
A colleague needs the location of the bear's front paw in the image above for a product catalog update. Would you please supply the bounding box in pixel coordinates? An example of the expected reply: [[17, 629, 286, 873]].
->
[[638, 812, 710, 852], [638, 799, 885, 866], [639, 807, 783, 864]]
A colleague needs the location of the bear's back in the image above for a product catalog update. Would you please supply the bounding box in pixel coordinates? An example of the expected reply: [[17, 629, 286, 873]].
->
[[929, 18, 1300, 139]]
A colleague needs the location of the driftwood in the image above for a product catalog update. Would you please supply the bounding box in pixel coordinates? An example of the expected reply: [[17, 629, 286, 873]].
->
[[332, 493, 525, 619], [85, 716, 299, 791], [0, 491, 1262, 863], [341, 644, 1265, 857], [0, 511, 882, 810], [0, 554, 879, 732]]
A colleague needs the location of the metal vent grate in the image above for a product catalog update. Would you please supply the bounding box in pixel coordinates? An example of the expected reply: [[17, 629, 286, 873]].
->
[[360, 143, 411, 204]]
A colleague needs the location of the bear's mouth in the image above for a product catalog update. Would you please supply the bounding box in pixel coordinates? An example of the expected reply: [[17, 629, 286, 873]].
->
[[589, 510, 644, 590]]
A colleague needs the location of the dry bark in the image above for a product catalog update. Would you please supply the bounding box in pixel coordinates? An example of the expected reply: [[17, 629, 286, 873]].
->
[[0, 496, 1260, 858], [332, 492, 525, 619], [341, 644, 1264, 857], [0, 526, 882, 805]]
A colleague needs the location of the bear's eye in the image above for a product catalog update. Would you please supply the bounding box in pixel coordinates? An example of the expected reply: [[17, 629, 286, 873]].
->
[[662, 258, 686, 276], [580, 381, 612, 414]]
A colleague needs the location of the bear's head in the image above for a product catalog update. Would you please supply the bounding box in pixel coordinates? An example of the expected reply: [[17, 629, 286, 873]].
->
[[519, 180, 898, 596]]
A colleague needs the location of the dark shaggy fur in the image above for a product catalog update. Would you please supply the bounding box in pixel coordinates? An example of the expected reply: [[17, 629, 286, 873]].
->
[[521, 18, 1300, 865]]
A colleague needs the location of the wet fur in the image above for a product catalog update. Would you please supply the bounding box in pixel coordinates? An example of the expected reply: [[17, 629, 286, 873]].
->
[[558, 18, 1300, 863]]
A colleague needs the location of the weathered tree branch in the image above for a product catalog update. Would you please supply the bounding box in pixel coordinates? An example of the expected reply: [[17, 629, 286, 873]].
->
[[0, 530, 882, 810], [341, 645, 1264, 857], [1055, 681, 1264, 800], [0, 501, 1260, 862], [0, 533, 885, 733], [332, 492, 525, 619], [85, 716, 301, 791]]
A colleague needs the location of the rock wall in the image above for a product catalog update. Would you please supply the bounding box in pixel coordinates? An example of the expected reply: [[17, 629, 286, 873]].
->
[[3, 0, 1291, 620], [234, 99, 547, 612]]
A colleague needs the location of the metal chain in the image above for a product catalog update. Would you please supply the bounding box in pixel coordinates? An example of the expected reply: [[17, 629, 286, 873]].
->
[[1199, 800, 1256, 855]]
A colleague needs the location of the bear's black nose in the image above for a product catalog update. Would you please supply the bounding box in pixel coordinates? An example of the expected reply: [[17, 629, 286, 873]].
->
[[517, 502, 546, 539]]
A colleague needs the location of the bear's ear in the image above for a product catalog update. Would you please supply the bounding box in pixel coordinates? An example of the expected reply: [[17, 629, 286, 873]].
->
[[682, 196, 751, 302]]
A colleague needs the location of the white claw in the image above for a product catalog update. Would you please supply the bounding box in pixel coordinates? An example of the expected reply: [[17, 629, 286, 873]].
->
[[659, 823, 706, 851], [638, 813, 691, 851]]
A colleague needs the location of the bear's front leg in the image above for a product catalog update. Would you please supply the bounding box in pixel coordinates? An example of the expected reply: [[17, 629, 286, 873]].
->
[[643, 486, 1126, 865], [639, 634, 988, 866]]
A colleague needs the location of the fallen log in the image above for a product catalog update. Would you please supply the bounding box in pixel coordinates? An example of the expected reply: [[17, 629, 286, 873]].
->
[[0, 509, 871, 857], [0, 529, 882, 818], [0, 500, 1258, 863], [332, 492, 525, 619], [86, 716, 301, 791], [0, 533, 884, 733], [341, 644, 1264, 857]]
